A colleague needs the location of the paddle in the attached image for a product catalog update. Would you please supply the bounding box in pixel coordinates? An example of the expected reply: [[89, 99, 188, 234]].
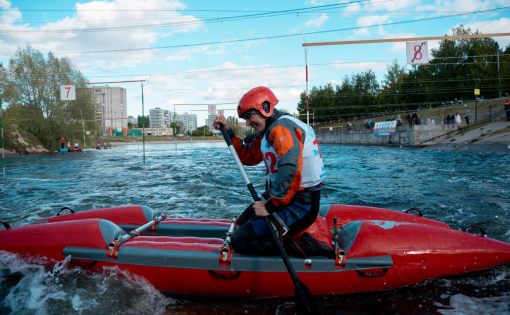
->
[[219, 126, 321, 315]]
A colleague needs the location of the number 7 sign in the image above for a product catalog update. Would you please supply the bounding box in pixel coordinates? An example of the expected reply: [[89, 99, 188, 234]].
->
[[60, 85, 76, 101]]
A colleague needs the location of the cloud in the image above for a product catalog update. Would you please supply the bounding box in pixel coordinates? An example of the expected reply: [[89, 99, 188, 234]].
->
[[305, 0, 337, 5], [353, 15, 389, 36], [0, 0, 203, 72], [138, 62, 305, 120], [343, 3, 361, 14], [467, 18, 510, 47], [432, 0, 500, 15], [0, 0, 21, 25], [330, 60, 388, 72], [365, 0, 416, 12], [305, 13, 329, 28]]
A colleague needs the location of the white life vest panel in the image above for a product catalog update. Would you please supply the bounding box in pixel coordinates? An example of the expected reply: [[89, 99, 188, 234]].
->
[[260, 115, 325, 189]]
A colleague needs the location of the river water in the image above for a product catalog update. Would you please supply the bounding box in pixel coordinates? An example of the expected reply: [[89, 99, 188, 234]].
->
[[0, 142, 509, 314]]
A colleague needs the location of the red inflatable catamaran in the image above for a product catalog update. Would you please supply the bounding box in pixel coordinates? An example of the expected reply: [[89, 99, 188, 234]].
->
[[1, 204, 509, 297]]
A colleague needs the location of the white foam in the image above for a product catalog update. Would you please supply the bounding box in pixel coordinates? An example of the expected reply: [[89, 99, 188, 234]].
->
[[1, 252, 174, 315], [439, 293, 510, 315]]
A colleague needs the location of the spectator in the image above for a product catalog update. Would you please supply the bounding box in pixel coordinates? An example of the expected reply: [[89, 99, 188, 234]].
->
[[464, 106, 471, 125], [447, 114, 454, 125], [455, 113, 462, 126], [411, 113, 418, 125], [504, 99, 510, 121], [412, 113, 421, 125]]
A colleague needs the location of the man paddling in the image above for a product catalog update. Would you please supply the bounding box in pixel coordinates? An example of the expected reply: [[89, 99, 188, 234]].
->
[[214, 86, 330, 256]]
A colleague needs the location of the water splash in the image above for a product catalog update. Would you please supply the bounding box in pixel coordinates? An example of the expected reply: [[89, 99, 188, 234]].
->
[[0, 252, 173, 315]]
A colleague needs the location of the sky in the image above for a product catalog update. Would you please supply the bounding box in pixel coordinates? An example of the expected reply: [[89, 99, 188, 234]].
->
[[0, 0, 509, 126]]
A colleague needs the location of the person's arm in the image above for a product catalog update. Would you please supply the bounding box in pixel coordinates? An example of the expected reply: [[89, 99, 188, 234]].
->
[[264, 121, 304, 211], [214, 115, 263, 165], [229, 130, 263, 165]]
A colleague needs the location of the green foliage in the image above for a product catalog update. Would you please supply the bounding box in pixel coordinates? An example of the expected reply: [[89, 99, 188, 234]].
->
[[137, 115, 149, 128], [226, 116, 243, 136], [170, 121, 182, 135], [298, 26, 510, 123], [192, 126, 213, 136], [1, 46, 97, 150]]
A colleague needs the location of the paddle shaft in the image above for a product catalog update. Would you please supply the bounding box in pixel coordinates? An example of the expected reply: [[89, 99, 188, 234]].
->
[[220, 128, 259, 200], [219, 126, 320, 315]]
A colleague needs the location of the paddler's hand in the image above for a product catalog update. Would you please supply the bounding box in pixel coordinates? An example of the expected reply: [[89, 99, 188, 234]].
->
[[253, 201, 270, 217], [213, 115, 229, 130]]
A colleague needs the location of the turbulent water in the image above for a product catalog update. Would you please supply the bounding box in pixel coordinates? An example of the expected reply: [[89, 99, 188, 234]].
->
[[0, 142, 509, 315]]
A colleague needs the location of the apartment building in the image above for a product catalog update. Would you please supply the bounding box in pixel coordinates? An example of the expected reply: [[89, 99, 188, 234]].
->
[[90, 86, 128, 136], [149, 107, 172, 128], [177, 112, 197, 134]]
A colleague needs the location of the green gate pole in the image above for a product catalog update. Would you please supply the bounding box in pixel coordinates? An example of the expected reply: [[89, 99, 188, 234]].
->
[[141, 83, 146, 164], [0, 98, 5, 177]]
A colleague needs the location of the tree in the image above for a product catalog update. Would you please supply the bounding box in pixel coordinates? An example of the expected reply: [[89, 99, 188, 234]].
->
[[137, 115, 149, 128], [298, 25, 510, 124], [170, 121, 182, 135], [2, 46, 96, 149], [227, 116, 242, 135], [193, 126, 213, 136]]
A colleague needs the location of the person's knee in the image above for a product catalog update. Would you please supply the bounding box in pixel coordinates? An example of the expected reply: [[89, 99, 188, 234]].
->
[[231, 223, 277, 255], [231, 224, 253, 253]]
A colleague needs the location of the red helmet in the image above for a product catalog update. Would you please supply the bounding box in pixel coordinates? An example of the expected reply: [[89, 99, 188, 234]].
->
[[237, 86, 278, 118]]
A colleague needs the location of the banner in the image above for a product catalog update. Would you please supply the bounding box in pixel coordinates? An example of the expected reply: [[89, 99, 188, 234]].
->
[[406, 41, 429, 64], [373, 120, 397, 137]]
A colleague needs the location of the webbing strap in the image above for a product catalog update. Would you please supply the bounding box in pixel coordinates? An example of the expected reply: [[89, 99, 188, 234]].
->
[[218, 219, 236, 265], [107, 240, 120, 258]]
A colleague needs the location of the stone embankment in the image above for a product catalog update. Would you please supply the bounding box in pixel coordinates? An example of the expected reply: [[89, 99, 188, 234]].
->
[[430, 121, 510, 152]]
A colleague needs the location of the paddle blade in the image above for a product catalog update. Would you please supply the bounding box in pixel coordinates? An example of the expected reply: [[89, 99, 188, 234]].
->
[[294, 279, 321, 315]]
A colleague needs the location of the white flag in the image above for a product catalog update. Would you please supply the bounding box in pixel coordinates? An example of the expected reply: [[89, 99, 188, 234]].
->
[[406, 41, 429, 64]]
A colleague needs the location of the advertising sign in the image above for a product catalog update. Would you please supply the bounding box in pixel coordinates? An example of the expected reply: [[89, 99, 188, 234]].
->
[[374, 120, 397, 137]]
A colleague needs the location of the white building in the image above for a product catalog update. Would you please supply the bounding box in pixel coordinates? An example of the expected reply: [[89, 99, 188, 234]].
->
[[206, 106, 223, 134], [90, 86, 127, 135], [149, 107, 172, 128], [177, 112, 197, 133]]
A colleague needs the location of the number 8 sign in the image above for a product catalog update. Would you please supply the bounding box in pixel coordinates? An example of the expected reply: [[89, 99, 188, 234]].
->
[[60, 85, 76, 101], [406, 41, 429, 65]]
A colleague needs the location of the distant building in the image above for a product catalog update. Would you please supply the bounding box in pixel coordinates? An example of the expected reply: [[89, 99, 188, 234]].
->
[[177, 112, 197, 133], [207, 104, 218, 131], [149, 107, 172, 128], [90, 86, 127, 136]]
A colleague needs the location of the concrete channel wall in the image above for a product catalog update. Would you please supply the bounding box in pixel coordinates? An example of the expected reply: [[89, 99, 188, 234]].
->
[[318, 124, 462, 147], [317, 107, 507, 147]]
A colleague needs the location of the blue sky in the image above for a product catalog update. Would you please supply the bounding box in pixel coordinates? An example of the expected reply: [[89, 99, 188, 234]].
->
[[1, 0, 509, 125]]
